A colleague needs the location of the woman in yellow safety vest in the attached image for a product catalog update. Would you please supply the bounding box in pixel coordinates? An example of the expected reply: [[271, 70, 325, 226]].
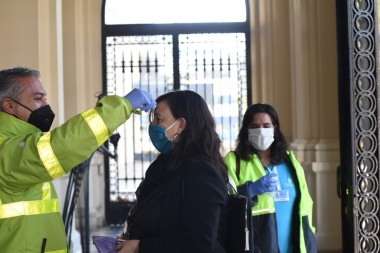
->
[[225, 103, 317, 253]]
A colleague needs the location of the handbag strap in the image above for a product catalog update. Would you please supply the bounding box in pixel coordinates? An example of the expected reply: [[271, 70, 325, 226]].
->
[[235, 153, 241, 181]]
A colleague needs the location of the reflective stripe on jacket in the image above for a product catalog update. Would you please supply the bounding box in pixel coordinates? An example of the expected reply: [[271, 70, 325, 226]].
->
[[225, 151, 317, 253], [0, 95, 133, 253]]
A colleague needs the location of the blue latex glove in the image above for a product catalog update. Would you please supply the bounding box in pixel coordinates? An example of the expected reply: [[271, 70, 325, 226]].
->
[[248, 173, 278, 197], [124, 88, 156, 112]]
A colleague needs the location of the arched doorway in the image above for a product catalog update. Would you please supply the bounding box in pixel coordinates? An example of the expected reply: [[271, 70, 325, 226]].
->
[[101, 0, 251, 225]]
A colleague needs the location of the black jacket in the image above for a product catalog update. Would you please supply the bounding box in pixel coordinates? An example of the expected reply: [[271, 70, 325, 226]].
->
[[127, 154, 229, 253]]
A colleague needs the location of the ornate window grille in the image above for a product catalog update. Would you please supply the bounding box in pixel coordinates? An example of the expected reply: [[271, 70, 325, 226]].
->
[[102, 0, 251, 224]]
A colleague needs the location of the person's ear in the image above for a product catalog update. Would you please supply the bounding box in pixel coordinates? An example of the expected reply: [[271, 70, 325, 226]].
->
[[178, 118, 187, 133], [2, 98, 15, 114]]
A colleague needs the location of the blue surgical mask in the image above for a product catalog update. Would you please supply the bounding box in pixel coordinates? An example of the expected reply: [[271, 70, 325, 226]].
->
[[148, 119, 179, 154]]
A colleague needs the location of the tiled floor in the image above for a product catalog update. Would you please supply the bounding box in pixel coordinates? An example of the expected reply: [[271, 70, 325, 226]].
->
[[88, 226, 342, 253]]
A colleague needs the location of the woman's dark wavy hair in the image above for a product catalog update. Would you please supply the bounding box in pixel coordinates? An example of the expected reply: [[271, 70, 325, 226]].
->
[[156, 90, 228, 182], [234, 103, 289, 164]]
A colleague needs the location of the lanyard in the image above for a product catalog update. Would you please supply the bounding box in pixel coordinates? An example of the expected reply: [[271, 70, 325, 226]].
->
[[260, 158, 281, 191]]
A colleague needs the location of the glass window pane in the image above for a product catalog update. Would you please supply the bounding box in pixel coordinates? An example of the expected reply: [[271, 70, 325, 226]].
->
[[105, 0, 246, 24]]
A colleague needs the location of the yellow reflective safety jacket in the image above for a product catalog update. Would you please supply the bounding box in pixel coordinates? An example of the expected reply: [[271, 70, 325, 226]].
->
[[0, 96, 134, 253], [225, 151, 316, 253]]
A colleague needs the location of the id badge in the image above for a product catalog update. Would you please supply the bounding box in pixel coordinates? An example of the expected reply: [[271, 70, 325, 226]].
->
[[273, 189, 289, 202]]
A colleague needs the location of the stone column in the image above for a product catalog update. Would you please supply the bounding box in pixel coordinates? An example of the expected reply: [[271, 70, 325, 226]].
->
[[249, 0, 342, 250]]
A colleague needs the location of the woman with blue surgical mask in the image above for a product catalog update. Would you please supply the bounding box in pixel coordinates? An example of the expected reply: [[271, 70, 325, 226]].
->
[[224, 103, 317, 253], [116, 90, 229, 253], [148, 101, 182, 154]]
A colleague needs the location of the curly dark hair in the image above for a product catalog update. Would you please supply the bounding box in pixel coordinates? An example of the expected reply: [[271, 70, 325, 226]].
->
[[234, 103, 289, 164], [156, 90, 228, 182]]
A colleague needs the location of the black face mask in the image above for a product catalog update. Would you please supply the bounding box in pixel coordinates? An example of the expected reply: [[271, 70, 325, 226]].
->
[[11, 99, 55, 132]]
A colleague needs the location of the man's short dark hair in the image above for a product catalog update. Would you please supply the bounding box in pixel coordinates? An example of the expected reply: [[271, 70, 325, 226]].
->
[[0, 67, 40, 112]]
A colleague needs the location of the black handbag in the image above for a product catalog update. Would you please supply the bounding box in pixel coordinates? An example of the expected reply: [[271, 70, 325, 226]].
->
[[226, 185, 253, 253], [226, 170, 254, 253], [225, 153, 254, 253]]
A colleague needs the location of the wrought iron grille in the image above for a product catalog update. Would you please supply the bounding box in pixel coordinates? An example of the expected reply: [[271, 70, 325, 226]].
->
[[353, 1, 380, 251], [337, 0, 380, 252], [104, 33, 248, 204]]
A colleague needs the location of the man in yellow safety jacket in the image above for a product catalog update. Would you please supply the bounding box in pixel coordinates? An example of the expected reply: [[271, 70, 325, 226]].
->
[[0, 67, 156, 253]]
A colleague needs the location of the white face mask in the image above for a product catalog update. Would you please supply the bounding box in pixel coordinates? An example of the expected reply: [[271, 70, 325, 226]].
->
[[248, 128, 274, 151]]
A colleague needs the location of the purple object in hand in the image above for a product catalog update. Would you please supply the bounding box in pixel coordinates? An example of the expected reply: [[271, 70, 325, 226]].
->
[[92, 235, 118, 253]]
